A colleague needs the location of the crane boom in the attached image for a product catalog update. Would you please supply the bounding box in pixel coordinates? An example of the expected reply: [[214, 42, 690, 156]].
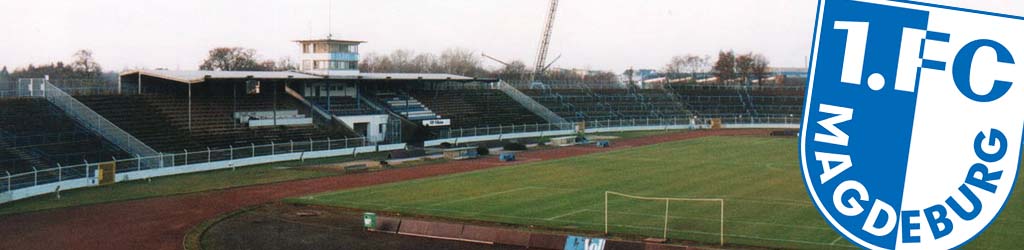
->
[[481, 53, 511, 67], [531, 0, 559, 83]]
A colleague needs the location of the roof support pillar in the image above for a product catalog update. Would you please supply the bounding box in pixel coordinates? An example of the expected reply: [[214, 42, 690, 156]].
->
[[234, 79, 239, 128], [326, 77, 331, 113], [188, 83, 192, 132]]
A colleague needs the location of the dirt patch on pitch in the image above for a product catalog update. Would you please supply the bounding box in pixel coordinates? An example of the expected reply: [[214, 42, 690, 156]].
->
[[201, 202, 524, 250]]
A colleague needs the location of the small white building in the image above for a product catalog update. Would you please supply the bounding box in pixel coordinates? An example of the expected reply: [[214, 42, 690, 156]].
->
[[296, 39, 365, 76]]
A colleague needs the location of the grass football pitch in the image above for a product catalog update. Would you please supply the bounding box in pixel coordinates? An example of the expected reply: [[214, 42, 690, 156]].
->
[[289, 136, 1023, 249]]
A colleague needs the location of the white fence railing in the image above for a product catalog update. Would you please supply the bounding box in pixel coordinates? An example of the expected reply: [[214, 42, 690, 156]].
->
[[0, 137, 387, 204], [435, 115, 799, 139], [426, 115, 800, 147]]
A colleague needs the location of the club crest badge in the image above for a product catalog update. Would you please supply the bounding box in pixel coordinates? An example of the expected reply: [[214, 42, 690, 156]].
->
[[801, 0, 1022, 249]]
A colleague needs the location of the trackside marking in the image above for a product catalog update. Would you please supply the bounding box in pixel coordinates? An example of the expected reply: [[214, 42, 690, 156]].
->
[[426, 187, 539, 207], [546, 209, 588, 221], [831, 235, 845, 245]]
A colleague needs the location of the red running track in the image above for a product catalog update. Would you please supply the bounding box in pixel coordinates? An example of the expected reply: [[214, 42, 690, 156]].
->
[[0, 129, 773, 250]]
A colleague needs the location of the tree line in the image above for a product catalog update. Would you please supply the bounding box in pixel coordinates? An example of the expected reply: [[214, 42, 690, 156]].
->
[[357, 48, 618, 83], [5, 47, 774, 87], [6, 50, 113, 84], [661, 50, 771, 83]]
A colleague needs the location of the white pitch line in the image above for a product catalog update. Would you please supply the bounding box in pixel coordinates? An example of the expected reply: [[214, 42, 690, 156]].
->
[[546, 209, 588, 221], [427, 186, 538, 207], [830, 235, 844, 245]]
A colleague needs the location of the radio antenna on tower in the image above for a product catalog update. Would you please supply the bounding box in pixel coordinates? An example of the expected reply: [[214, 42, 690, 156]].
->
[[327, 0, 333, 39]]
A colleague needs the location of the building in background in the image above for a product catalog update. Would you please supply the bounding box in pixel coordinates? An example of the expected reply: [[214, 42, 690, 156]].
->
[[295, 39, 364, 76]]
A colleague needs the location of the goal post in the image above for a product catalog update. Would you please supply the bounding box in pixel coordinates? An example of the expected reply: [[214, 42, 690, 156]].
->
[[604, 191, 724, 246]]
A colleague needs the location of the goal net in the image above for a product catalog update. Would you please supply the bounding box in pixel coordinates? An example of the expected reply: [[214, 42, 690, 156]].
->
[[604, 191, 724, 245]]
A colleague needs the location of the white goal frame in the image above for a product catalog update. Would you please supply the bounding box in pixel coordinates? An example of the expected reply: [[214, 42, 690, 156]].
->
[[604, 191, 724, 245]]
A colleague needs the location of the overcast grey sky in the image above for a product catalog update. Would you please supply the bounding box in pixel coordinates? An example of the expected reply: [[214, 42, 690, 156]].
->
[[2, 0, 1022, 72]]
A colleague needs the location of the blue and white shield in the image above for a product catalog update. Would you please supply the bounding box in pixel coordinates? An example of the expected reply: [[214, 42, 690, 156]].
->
[[801, 0, 1022, 249]]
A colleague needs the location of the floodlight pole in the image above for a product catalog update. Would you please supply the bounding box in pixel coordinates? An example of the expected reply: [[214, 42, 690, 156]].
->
[[188, 81, 193, 133]]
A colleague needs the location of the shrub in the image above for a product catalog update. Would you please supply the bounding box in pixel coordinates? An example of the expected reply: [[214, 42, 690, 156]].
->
[[537, 137, 550, 146], [476, 146, 490, 156], [503, 142, 527, 151]]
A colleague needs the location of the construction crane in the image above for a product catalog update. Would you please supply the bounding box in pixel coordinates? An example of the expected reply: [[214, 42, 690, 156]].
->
[[531, 0, 559, 83], [481, 53, 511, 67]]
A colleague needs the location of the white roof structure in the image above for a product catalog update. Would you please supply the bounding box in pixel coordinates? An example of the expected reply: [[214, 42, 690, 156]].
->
[[329, 73, 475, 81], [120, 70, 321, 84], [121, 69, 480, 84]]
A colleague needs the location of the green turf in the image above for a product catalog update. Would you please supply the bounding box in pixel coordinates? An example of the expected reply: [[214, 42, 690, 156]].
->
[[0, 153, 389, 216], [289, 136, 1023, 250]]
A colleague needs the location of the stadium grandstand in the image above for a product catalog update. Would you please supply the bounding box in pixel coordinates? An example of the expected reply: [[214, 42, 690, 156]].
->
[[0, 37, 805, 203]]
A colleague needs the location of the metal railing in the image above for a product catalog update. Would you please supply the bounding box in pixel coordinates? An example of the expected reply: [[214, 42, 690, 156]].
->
[[436, 115, 800, 139], [40, 81, 160, 158], [495, 81, 570, 127], [0, 137, 368, 194]]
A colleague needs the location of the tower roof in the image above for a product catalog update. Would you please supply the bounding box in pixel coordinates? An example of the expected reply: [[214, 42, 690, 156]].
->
[[293, 39, 366, 44]]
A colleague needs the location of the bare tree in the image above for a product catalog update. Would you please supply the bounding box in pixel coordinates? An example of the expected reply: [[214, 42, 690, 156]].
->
[[275, 57, 298, 71], [199, 47, 269, 71], [389, 49, 415, 72], [410, 53, 440, 73], [663, 56, 686, 75], [665, 54, 711, 82], [439, 48, 485, 76], [496, 60, 529, 81], [684, 55, 710, 80], [72, 49, 102, 75], [749, 54, 770, 83], [712, 50, 737, 83], [735, 53, 755, 83]]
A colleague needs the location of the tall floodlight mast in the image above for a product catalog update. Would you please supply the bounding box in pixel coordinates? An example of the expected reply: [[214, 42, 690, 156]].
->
[[531, 0, 559, 83]]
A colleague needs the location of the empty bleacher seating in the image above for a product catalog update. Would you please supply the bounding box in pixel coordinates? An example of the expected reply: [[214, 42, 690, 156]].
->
[[0, 98, 129, 174], [378, 95, 439, 121], [409, 89, 547, 128], [520, 88, 692, 121], [78, 93, 358, 153], [666, 84, 805, 117]]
